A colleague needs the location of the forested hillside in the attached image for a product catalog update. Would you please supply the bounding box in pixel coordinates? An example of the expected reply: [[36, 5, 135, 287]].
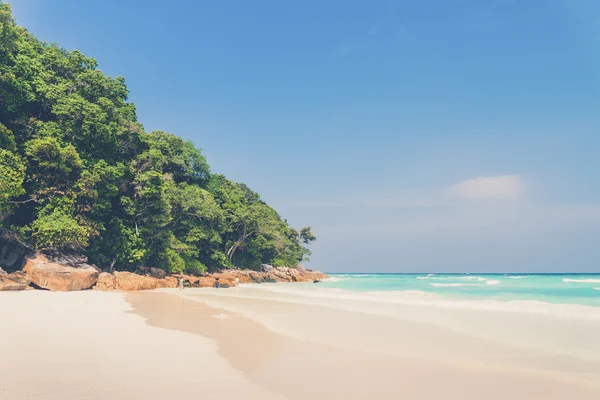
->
[[0, 2, 315, 274]]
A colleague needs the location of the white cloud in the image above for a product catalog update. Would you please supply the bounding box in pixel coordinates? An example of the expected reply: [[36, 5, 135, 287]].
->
[[297, 175, 527, 210], [366, 175, 526, 208], [449, 175, 525, 201]]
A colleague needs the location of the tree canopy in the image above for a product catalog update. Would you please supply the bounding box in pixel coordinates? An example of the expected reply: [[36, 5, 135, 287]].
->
[[0, 2, 315, 274]]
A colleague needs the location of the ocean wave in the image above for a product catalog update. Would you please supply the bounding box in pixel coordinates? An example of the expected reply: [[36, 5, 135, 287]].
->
[[417, 276, 460, 281], [429, 283, 477, 287], [563, 278, 600, 283], [323, 277, 348, 282], [244, 285, 600, 321], [460, 276, 486, 281], [507, 276, 528, 279], [485, 280, 500, 285]]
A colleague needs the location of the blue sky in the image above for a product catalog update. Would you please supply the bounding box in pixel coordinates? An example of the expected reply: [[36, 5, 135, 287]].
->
[[9, 0, 600, 272]]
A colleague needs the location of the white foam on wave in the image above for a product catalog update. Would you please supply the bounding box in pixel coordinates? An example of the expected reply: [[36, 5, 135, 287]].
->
[[430, 283, 477, 287], [594, 288, 600, 291], [563, 278, 600, 283], [417, 276, 459, 281], [507, 276, 528, 279], [323, 277, 348, 282], [244, 284, 600, 321], [460, 276, 486, 281], [417, 274, 439, 280], [427, 279, 499, 286]]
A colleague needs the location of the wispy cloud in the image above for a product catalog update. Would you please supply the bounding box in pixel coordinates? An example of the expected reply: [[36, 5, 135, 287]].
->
[[313, 203, 600, 239], [292, 175, 527, 209], [292, 174, 600, 271], [449, 175, 525, 201], [294, 174, 600, 238], [366, 175, 526, 208]]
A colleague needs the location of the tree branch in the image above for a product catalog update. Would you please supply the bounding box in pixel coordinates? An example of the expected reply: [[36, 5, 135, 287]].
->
[[9, 196, 39, 205]]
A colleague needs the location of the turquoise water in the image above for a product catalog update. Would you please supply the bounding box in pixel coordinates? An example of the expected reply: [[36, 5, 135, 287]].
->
[[321, 273, 600, 307]]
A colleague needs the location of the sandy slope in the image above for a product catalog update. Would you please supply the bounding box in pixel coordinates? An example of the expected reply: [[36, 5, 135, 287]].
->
[[128, 288, 600, 400], [2, 287, 600, 399], [0, 291, 279, 400]]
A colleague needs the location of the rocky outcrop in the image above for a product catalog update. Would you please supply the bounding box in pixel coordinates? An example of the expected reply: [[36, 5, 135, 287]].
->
[[0, 268, 32, 291], [174, 271, 249, 288], [272, 266, 327, 282], [0, 238, 28, 273], [11, 251, 327, 291], [94, 271, 177, 291], [251, 265, 327, 283], [138, 266, 166, 279], [113, 272, 154, 291], [95, 272, 117, 291], [172, 266, 328, 288], [22, 252, 100, 291], [4, 247, 327, 291]]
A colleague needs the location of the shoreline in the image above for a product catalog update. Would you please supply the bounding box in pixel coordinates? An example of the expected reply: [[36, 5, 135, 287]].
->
[[127, 289, 600, 399], [200, 283, 600, 367], [2, 287, 600, 399]]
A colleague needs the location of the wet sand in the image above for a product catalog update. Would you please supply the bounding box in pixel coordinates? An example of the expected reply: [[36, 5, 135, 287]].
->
[[2, 288, 600, 399], [127, 289, 600, 400]]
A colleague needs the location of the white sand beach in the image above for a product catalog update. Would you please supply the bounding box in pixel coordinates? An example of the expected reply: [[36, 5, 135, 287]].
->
[[2, 286, 600, 399], [0, 291, 280, 400]]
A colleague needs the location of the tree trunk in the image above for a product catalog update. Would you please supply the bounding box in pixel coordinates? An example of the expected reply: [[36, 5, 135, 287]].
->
[[109, 258, 116, 273], [227, 242, 241, 260], [226, 232, 253, 261]]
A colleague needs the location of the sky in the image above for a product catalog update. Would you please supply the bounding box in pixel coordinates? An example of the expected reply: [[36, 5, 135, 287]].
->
[[8, 0, 600, 272]]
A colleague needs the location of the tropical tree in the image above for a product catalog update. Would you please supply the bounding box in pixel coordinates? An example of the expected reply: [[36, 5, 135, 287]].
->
[[0, 1, 316, 273]]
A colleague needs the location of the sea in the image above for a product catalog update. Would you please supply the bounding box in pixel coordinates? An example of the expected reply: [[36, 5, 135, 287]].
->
[[321, 273, 600, 307]]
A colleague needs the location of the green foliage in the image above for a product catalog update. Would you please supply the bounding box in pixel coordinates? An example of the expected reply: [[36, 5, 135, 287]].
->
[[0, 122, 16, 150], [183, 257, 208, 275], [0, 148, 25, 220], [0, 2, 315, 272], [29, 207, 90, 250], [87, 218, 146, 269], [300, 226, 316, 244], [25, 137, 82, 188]]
